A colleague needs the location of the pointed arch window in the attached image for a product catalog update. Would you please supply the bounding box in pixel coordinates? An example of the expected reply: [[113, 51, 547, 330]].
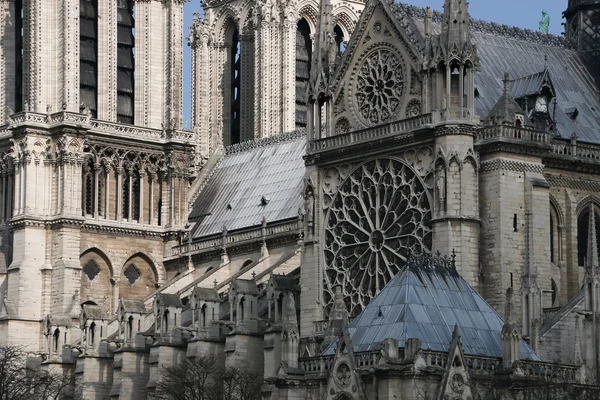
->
[[80, 0, 98, 117], [14, 0, 23, 112], [295, 19, 312, 129], [577, 204, 600, 267], [122, 168, 140, 221], [117, 0, 135, 124], [334, 25, 345, 54], [230, 29, 241, 145]]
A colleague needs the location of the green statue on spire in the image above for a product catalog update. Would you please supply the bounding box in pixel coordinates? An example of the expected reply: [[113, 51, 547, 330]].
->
[[539, 10, 550, 34]]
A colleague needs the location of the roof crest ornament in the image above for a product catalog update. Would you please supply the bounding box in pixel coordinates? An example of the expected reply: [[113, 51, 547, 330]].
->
[[393, 2, 571, 49], [224, 128, 307, 155]]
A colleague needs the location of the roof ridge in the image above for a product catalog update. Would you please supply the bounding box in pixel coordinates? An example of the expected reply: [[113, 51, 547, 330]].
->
[[225, 128, 307, 155], [394, 2, 571, 49]]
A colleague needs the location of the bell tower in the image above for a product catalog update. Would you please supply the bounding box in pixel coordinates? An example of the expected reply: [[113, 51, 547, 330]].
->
[[424, 0, 480, 287], [564, 0, 600, 87]]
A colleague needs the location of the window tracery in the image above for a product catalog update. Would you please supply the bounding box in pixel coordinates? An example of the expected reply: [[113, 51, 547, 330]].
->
[[324, 158, 432, 316], [83, 259, 101, 280], [355, 48, 404, 125]]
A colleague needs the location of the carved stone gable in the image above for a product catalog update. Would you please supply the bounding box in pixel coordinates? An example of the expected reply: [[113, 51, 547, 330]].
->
[[325, 323, 367, 400], [437, 326, 474, 400], [330, 1, 423, 133]]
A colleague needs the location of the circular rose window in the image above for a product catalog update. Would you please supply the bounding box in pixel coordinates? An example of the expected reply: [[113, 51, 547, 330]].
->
[[355, 48, 404, 125], [324, 159, 432, 316]]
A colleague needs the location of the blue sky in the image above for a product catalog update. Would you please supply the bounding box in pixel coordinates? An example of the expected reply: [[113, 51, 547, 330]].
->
[[180, 0, 568, 127]]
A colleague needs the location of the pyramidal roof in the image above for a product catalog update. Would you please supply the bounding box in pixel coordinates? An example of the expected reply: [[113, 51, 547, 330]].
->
[[323, 254, 540, 361]]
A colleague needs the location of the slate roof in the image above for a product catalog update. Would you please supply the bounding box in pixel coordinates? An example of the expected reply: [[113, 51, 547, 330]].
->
[[192, 287, 221, 302], [189, 131, 307, 238], [393, 3, 600, 143], [119, 299, 147, 314], [322, 255, 540, 360], [156, 293, 183, 308]]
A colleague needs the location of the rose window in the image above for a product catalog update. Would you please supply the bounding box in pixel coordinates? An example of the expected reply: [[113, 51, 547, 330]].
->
[[355, 48, 404, 125], [324, 159, 432, 317]]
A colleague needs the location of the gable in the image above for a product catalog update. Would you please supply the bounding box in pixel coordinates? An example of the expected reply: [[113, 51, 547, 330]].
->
[[330, 0, 423, 135]]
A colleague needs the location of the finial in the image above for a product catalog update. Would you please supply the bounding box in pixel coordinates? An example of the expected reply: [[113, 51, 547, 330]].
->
[[503, 72, 510, 94], [251, 271, 256, 279], [544, 54, 548, 69], [451, 249, 457, 269], [213, 279, 218, 288]]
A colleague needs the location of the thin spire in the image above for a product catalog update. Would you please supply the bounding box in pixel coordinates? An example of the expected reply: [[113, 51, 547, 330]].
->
[[309, 0, 335, 97], [587, 202, 599, 273]]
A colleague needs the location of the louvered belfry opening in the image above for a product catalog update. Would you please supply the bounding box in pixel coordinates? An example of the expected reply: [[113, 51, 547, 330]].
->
[[295, 19, 311, 129], [117, 0, 135, 125], [230, 29, 241, 145], [14, 0, 23, 112], [80, 0, 98, 117]]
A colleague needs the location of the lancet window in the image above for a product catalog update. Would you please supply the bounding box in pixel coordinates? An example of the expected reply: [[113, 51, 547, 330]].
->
[[80, 0, 98, 116], [577, 204, 600, 267], [295, 19, 312, 129], [230, 29, 241, 145], [117, 0, 135, 124], [122, 168, 140, 222], [14, 0, 23, 112]]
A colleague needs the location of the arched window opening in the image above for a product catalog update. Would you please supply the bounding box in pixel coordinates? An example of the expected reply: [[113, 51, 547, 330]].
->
[[449, 60, 461, 109], [122, 169, 140, 222], [53, 329, 60, 353], [80, 0, 98, 117], [550, 212, 555, 263], [239, 297, 245, 322], [334, 25, 345, 54], [89, 321, 96, 346], [117, 0, 135, 124], [127, 316, 133, 339], [97, 168, 105, 217], [84, 167, 94, 216], [295, 19, 312, 129], [163, 309, 169, 334], [14, 0, 23, 112], [577, 205, 600, 267], [201, 304, 207, 328], [230, 28, 241, 145]]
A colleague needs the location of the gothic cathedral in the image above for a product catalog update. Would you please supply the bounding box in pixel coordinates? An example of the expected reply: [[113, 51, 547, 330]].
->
[[0, 0, 600, 399]]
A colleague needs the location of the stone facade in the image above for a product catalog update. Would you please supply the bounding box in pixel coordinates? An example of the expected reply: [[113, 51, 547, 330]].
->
[[1, 0, 600, 399]]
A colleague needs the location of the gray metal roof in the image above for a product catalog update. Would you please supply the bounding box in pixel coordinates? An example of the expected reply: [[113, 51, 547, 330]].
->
[[323, 254, 540, 360], [394, 2, 600, 143], [189, 132, 307, 238]]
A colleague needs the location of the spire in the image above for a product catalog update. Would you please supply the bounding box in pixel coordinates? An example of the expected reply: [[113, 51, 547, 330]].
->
[[587, 202, 599, 273], [440, 0, 472, 50], [309, 0, 335, 99]]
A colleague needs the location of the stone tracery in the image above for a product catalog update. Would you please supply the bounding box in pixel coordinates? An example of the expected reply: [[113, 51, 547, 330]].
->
[[324, 158, 432, 316], [355, 48, 404, 125]]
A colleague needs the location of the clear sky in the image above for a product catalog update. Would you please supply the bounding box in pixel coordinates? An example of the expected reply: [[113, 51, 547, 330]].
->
[[180, 0, 568, 128]]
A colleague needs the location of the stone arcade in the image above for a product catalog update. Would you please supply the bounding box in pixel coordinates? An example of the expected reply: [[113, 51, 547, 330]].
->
[[1, 0, 600, 398]]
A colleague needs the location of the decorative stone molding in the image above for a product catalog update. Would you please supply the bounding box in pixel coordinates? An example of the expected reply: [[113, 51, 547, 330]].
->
[[480, 159, 544, 174]]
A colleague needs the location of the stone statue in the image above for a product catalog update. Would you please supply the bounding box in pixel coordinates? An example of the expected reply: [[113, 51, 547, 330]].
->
[[539, 10, 550, 34], [436, 163, 446, 214]]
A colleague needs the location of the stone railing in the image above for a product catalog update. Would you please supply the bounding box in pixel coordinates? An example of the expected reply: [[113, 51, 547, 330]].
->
[[550, 138, 600, 161], [171, 219, 301, 256], [308, 114, 432, 153], [476, 125, 551, 144], [299, 350, 382, 374], [520, 360, 579, 382], [3, 111, 195, 144], [431, 108, 479, 124]]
